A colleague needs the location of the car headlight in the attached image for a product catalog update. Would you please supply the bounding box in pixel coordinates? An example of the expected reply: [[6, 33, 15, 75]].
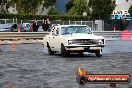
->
[[68, 40, 73, 44], [99, 39, 103, 44]]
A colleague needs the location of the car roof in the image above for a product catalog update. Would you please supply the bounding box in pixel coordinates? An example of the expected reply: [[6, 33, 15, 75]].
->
[[0, 23, 12, 28], [22, 23, 30, 24], [54, 25, 88, 27]]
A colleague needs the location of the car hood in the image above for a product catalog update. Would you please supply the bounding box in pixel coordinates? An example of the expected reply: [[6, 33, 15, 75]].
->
[[62, 33, 104, 40]]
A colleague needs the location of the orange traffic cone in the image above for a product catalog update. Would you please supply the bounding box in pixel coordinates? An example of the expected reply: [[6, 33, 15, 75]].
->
[[11, 42, 16, 51], [9, 83, 13, 88], [18, 24, 20, 32]]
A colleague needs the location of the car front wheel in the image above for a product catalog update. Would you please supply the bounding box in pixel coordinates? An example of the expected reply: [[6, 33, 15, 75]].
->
[[61, 44, 69, 57], [78, 52, 83, 56], [95, 49, 102, 57], [47, 43, 54, 55]]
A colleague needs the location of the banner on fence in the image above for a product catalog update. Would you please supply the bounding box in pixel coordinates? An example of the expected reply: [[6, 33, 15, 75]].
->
[[121, 31, 132, 40]]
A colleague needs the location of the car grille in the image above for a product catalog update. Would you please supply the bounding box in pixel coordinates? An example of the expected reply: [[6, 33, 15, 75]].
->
[[70, 39, 99, 45]]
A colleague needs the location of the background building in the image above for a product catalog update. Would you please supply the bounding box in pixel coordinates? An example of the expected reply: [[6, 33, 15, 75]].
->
[[112, 0, 132, 20]]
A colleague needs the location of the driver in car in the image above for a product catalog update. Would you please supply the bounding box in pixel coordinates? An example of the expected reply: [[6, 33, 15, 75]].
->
[[63, 28, 70, 35]]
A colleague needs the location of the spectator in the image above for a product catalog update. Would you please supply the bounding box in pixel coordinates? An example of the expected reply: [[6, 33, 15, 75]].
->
[[29, 24, 33, 32], [32, 20, 39, 32], [42, 18, 51, 31], [46, 18, 51, 31], [42, 19, 48, 31]]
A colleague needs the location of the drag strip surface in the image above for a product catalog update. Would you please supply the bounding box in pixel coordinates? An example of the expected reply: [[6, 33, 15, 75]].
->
[[0, 40, 132, 88]]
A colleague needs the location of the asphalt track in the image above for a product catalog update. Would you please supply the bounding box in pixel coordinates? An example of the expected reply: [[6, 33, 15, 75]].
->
[[0, 40, 132, 88]]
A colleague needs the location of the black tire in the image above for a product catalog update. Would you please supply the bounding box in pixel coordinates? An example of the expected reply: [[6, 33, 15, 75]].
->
[[61, 44, 69, 57], [47, 43, 54, 55], [78, 52, 83, 56], [95, 49, 102, 57], [80, 76, 87, 85], [11, 28, 14, 32]]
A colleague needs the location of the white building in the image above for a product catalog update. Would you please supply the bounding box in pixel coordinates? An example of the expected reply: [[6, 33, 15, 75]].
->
[[112, 0, 132, 19]]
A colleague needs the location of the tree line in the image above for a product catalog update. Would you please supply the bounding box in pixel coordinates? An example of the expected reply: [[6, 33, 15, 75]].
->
[[0, 0, 56, 14], [0, 0, 131, 20]]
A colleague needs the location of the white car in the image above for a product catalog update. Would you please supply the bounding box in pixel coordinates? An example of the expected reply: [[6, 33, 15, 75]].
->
[[22, 23, 31, 32], [43, 25, 105, 57]]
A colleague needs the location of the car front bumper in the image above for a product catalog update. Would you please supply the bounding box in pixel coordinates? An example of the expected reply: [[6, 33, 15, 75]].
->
[[65, 44, 105, 51]]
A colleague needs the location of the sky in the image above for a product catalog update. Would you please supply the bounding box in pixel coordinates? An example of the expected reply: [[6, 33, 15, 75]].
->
[[116, 0, 132, 4], [55, 0, 68, 13]]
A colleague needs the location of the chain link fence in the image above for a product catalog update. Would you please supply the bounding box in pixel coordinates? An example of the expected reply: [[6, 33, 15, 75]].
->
[[0, 19, 101, 31], [2, 19, 131, 31], [0, 19, 14, 24], [51, 20, 96, 31]]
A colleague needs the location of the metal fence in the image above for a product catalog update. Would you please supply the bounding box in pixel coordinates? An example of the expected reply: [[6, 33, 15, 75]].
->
[[0, 19, 14, 24], [0, 18, 42, 24], [0, 31, 121, 41], [51, 20, 97, 31], [0, 19, 97, 31], [2, 19, 131, 31]]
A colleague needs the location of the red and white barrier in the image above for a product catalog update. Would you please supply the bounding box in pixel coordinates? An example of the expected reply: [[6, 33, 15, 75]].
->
[[121, 31, 132, 40]]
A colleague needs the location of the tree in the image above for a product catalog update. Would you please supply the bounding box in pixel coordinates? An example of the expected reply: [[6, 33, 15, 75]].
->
[[67, 6, 77, 15], [89, 0, 116, 20], [0, 0, 8, 4], [66, 0, 90, 15], [6, 0, 44, 14], [65, 0, 74, 12], [43, 0, 56, 9], [6, 0, 56, 14], [128, 5, 132, 17], [22, 0, 44, 14], [0, 0, 8, 13], [73, 0, 88, 15], [47, 7, 58, 15]]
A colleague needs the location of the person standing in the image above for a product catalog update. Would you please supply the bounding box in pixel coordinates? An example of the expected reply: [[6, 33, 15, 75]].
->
[[42, 19, 48, 31], [42, 18, 51, 31], [32, 20, 39, 32], [46, 18, 51, 31]]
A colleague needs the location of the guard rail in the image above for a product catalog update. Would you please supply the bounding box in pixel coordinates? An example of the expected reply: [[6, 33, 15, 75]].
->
[[0, 31, 121, 41], [93, 31, 121, 40]]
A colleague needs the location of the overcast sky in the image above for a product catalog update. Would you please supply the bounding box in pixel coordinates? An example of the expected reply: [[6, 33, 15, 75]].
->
[[116, 0, 132, 4]]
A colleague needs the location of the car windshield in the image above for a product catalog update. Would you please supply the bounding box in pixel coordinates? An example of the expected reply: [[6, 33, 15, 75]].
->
[[61, 26, 92, 35]]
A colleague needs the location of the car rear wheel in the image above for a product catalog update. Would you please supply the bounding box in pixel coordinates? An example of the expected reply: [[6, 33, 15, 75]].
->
[[95, 49, 102, 57], [78, 52, 83, 56], [47, 43, 54, 55], [61, 44, 69, 57], [11, 28, 15, 32]]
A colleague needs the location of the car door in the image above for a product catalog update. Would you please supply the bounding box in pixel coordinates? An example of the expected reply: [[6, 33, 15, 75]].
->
[[52, 27, 61, 51], [47, 27, 56, 50]]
